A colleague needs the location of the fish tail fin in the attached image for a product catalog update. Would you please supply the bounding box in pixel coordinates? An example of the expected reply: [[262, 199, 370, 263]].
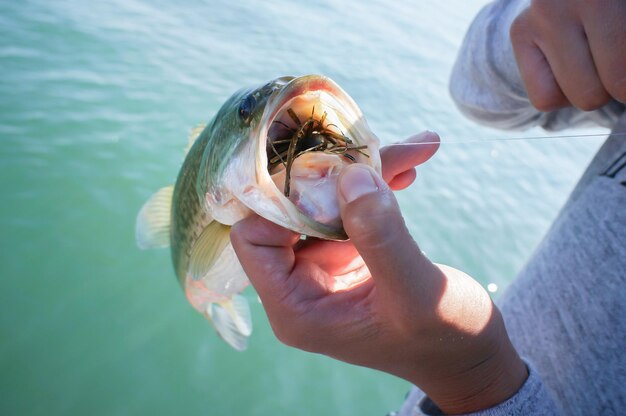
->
[[206, 294, 252, 351], [135, 185, 174, 249]]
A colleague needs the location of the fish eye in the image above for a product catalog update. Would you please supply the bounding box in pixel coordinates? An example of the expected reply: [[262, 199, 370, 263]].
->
[[238, 94, 256, 124]]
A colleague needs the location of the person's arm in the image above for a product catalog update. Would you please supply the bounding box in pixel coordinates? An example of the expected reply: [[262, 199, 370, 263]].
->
[[450, 0, 625, 131], [399, 362, 560, 415], [231, 133, 529, 414]]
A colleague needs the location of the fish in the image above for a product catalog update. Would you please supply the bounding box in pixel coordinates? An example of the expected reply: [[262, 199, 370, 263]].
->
[[135, 75, 381, 350]]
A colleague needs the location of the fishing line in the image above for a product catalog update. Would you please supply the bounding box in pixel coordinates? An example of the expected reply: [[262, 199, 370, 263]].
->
[[382, 131, 626, 147]]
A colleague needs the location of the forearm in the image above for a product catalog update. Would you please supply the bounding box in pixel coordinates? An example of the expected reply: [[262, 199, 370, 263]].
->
[[405, 267, 528, 413]]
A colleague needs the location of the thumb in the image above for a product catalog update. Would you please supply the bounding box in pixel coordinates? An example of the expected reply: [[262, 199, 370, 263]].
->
[[337, 164, 442, 300]]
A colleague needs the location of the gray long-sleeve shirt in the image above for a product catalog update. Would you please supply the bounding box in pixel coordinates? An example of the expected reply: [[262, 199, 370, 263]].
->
[[397, 1, 626, 414]]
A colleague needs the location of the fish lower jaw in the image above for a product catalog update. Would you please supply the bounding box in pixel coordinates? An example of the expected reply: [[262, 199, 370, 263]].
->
[[270, 152, 346, 230]]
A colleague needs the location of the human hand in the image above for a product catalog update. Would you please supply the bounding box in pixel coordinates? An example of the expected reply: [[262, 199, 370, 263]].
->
[[231, 131, 527, 413], [510, 0, 626, 111]]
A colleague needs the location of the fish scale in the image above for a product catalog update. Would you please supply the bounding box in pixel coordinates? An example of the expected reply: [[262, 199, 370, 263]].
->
[[171, 131, 213, 285]]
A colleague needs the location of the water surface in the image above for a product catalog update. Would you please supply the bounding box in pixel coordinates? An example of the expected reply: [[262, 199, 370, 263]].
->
[[0, 1, 604, 415]]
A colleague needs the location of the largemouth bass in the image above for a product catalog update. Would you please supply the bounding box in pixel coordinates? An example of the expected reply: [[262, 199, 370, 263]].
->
[[136, 75, 381, 350]]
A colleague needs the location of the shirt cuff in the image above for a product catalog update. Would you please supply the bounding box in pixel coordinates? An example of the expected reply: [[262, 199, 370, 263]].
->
[[398, 361, 560, 416]]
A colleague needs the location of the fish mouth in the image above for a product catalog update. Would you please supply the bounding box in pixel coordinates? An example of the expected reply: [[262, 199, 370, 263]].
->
[[256, 75, 376, 238], [260, 75, 372, 171], [261, 75, 364, 149]]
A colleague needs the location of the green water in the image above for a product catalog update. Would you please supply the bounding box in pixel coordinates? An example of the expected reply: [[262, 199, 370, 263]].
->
[[0, 1, 605, 415]]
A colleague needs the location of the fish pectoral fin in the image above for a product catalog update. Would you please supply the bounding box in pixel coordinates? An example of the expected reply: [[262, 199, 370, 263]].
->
[[135, 185, 174, 249], [188, 221, 232, 281], [206, 295, 252, 351]]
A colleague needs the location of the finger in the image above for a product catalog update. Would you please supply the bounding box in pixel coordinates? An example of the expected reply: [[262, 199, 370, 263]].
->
[[510, 10, 569, 111], [231, 216, 349, 350], [380, 131, 440, 191], [230, 214, 300, 301], [541, 19, 610, 111], [388, 169, 416, 191], [581, 1, 626, 102], [231, 215, 341, 314], [295, 238, 362, 275], [337, 164, 444, 308]]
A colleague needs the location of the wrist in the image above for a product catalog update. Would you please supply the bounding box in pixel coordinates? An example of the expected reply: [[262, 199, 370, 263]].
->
[[421, 312, 528, 414]]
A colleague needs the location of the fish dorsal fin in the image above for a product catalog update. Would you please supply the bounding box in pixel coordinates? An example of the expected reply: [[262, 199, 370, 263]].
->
[[184, 123, 207, 155], [135, 185, 174, 249], [207, 294, 252, 351], [188, 221, 232, 280]]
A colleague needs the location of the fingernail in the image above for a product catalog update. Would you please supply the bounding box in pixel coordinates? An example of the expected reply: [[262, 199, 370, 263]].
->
[[411, 130, 439, 143], [339, 165, 379, 203]]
